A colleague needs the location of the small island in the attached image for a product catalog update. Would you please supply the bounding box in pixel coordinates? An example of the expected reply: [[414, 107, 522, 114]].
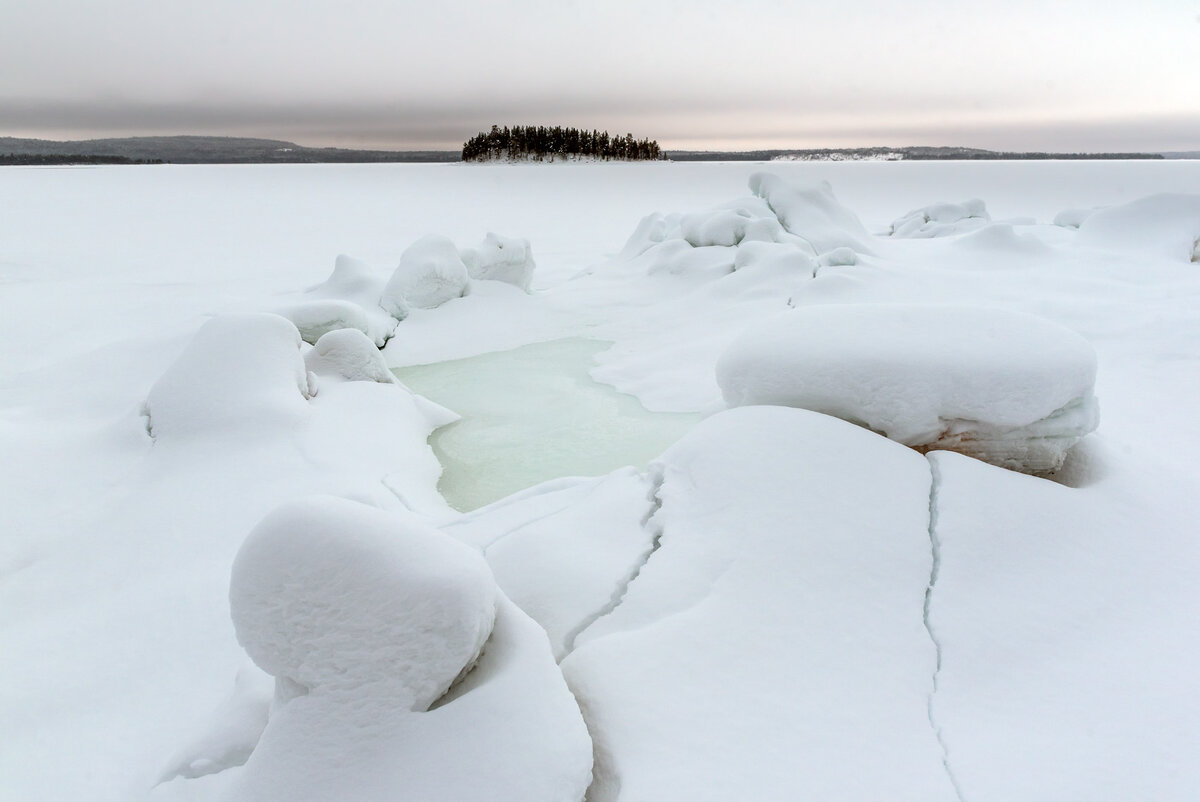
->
[[462, 125, 663, 162]]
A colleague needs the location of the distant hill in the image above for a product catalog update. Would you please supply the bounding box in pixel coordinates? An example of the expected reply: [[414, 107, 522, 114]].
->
[[0, 136, 460, 164], [664, 146, 1165, 161]]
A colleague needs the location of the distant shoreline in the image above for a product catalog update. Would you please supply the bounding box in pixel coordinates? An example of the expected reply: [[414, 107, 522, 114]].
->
[[0, 135, 1187, 164]]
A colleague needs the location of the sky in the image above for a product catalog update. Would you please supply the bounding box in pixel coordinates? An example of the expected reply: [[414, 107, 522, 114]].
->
[[2, 0, 1199, 152]]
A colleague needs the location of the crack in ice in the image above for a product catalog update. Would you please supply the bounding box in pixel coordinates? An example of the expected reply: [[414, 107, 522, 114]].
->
[[923, 455, 967, 802], [560, 467, 666, 660]]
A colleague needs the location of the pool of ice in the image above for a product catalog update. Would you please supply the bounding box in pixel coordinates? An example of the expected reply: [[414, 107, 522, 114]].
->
[[394, 338, 701, 511]]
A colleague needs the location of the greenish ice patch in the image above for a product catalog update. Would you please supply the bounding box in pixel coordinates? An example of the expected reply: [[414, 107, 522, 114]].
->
[[393, 338, 701, 512]]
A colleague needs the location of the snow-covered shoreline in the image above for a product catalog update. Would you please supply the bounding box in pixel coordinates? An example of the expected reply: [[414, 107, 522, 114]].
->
[[3, 162, 1199, 801]]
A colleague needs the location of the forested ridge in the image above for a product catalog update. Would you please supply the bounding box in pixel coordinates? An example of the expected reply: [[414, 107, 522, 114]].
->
[[462, 125, 663, 161]]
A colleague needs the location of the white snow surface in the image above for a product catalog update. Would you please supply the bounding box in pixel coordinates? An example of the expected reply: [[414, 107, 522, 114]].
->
[[381, 234, 471, 312], [715, 304, 1099, 471], [4, 161, 1200, 802]]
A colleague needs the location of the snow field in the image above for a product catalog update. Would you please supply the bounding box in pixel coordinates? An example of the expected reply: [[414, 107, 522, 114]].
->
[[3, 161, 1200, 802]]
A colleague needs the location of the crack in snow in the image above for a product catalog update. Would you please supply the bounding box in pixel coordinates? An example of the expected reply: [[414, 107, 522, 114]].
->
[[923, 455, 966, 802], [559, 467, 666, 660]]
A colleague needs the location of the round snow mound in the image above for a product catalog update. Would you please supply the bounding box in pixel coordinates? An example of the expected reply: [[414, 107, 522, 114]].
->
[[304, 328, 395, 384], [716, 304, 1100, 473], [381, 234, 470, 312], [230, 497, 497, 712], [277, 299, 371, 345]]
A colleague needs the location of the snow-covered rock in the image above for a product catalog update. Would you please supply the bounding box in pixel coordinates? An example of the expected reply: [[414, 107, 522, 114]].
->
[[459, 233, 536, 290], [749, 173, 873, 253], [716, 304, 1099, 472], [276, 299, 371, 345], [1052, 206, 1102, 229], [562, 406, 957, 801], [142, 313, 313, 438], [220, 496, 592, 802], [889, 199, 990, 238], [230, 496, 496, 712], [381, 235, 470, 313], [303, 254, 398, 345], [303, 328, 395, 384]]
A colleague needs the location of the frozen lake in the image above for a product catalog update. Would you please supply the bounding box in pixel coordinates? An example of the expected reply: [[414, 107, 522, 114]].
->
[[395, 338, 700, 511]]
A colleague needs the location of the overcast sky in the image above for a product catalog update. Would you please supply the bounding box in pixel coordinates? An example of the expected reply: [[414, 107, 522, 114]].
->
[[3, 0, 1199, 151]]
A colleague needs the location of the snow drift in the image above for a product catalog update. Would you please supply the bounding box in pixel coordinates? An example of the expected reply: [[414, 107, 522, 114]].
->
[[889, 199, 990, 238]]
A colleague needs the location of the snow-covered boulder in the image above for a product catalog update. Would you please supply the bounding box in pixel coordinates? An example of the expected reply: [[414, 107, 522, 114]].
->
[[222, 497, 592, 802], [303, 328, 396, 384], [459, 233, 536, 291], [231, 497, 496, 711], [381, 235, 470, 313], [1053, 207, 1102, 230], [276, 299, 371, 345], [303, 254, 398, 344], [143, 313, 313, 438], [749, 173, 873, 253], [716, 304, 1099, 473], [889, 199, 989, 238], [1075, 193, 1200, 263]]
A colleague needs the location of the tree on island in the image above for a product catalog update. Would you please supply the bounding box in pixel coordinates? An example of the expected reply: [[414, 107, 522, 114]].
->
[[462, 125, 662, 162]]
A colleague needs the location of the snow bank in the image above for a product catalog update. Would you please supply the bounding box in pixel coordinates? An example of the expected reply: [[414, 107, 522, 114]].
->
[[230, 496, 496, 711], [716, 304, 1099, 472], [303, 254, 397, 345], [1075, 193, 1200, 262], [143, 313, 313, 438], [889, 199, 989, 238], [381, 235, 470, 313], [562, 406, 956, 801], [749, 172, 873, 253], [459, 232, 536, 290], [303, 328, 396, 384], [276, 299, 371, 344], [1052, 206, 1101, 229], [221, 497, 592, 802]]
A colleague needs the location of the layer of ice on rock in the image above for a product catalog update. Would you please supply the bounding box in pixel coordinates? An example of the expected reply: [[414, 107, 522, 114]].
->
[[889, 199, 990, 238], [1074, 193, 1200, 263], [142, 313, 313, 438], [562, 406, 957, 801], [748, 172, 873, 254], [303, 254, 398, 345], [276, 299, 371, 345], [716, 304, 1099, 472], [218, 496, 592, 802], [304, 328, 396, 384], [381, 235, 470, 314], [459, 233, 536, 291]]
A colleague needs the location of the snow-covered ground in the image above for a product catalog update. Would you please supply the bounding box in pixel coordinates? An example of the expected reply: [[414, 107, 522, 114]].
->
[[2, 161, 1199, 801]]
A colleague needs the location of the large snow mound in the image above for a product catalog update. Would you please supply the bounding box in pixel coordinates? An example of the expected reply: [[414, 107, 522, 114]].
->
[[889, 199, 990, 238], [1075, 193, 1200, 263], [230, 496, 496, 711], [716, 304, 1099, 472], [381, 235, 470, 313], [142, 313, 313, 438], [218, 497, 591, 802], [459, 232, 536, 291], [748, 172, 873, 254], [562, 406, 956, 801]]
